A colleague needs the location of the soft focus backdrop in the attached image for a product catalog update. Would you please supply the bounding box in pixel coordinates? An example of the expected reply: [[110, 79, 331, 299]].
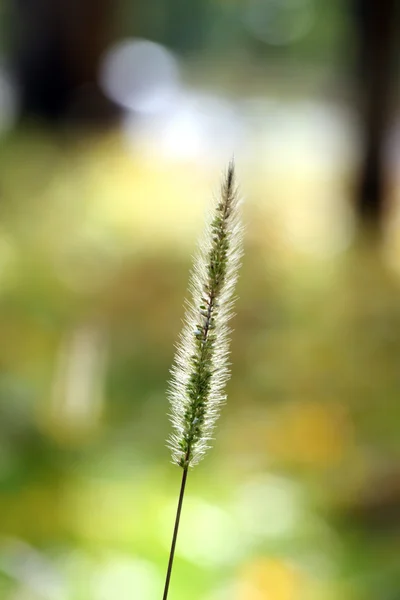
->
[[0, 1, 399, 599]]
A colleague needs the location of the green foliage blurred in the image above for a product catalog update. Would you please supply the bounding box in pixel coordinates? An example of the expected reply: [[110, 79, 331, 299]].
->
[[0, 126, 398, 600]]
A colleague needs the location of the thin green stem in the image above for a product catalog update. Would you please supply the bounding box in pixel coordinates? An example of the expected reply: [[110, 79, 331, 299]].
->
[[162, 464, 189, 600]]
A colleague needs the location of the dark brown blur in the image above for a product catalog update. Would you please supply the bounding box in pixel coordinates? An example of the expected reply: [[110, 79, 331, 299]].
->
[[352, 0, 398, 229], [12, 0, 117, 121]]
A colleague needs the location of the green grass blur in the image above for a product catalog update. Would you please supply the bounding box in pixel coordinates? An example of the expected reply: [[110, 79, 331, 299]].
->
[[0, 122, 399, 600]]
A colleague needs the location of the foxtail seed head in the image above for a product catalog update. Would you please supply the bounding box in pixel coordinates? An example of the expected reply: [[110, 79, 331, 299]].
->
[[167, 162, 243, 468]]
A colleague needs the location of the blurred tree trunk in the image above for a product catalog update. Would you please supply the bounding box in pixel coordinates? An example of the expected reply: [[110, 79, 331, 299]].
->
[[12, 0, 118, 123], [352, 0, 397, 231]]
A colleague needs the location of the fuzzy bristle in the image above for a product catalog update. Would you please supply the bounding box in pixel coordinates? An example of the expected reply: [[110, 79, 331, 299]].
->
[[167, 162, 243, 468]]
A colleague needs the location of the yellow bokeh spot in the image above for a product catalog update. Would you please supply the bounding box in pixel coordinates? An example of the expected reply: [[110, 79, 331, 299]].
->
[[267, 401, 352, 467], [238, 558, 306, 600]]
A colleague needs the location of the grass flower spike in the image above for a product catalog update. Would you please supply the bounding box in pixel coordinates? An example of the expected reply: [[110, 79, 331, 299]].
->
[[168, 161, 243, 468], [163, 162, 243, 599]]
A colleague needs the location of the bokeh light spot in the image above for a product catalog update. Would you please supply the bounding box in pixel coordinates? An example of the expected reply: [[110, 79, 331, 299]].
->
[[161, 497, 241, 567], [99, 39, 180, 114], [92, 556, 161, 600], [237, 476, 305, 539]]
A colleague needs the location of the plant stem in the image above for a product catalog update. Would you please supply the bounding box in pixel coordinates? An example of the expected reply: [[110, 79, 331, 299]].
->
[[162, 464, 189, 600]]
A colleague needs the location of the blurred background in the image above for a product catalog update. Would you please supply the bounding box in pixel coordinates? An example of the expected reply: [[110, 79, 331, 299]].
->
[[0, 0, 400, 598]]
